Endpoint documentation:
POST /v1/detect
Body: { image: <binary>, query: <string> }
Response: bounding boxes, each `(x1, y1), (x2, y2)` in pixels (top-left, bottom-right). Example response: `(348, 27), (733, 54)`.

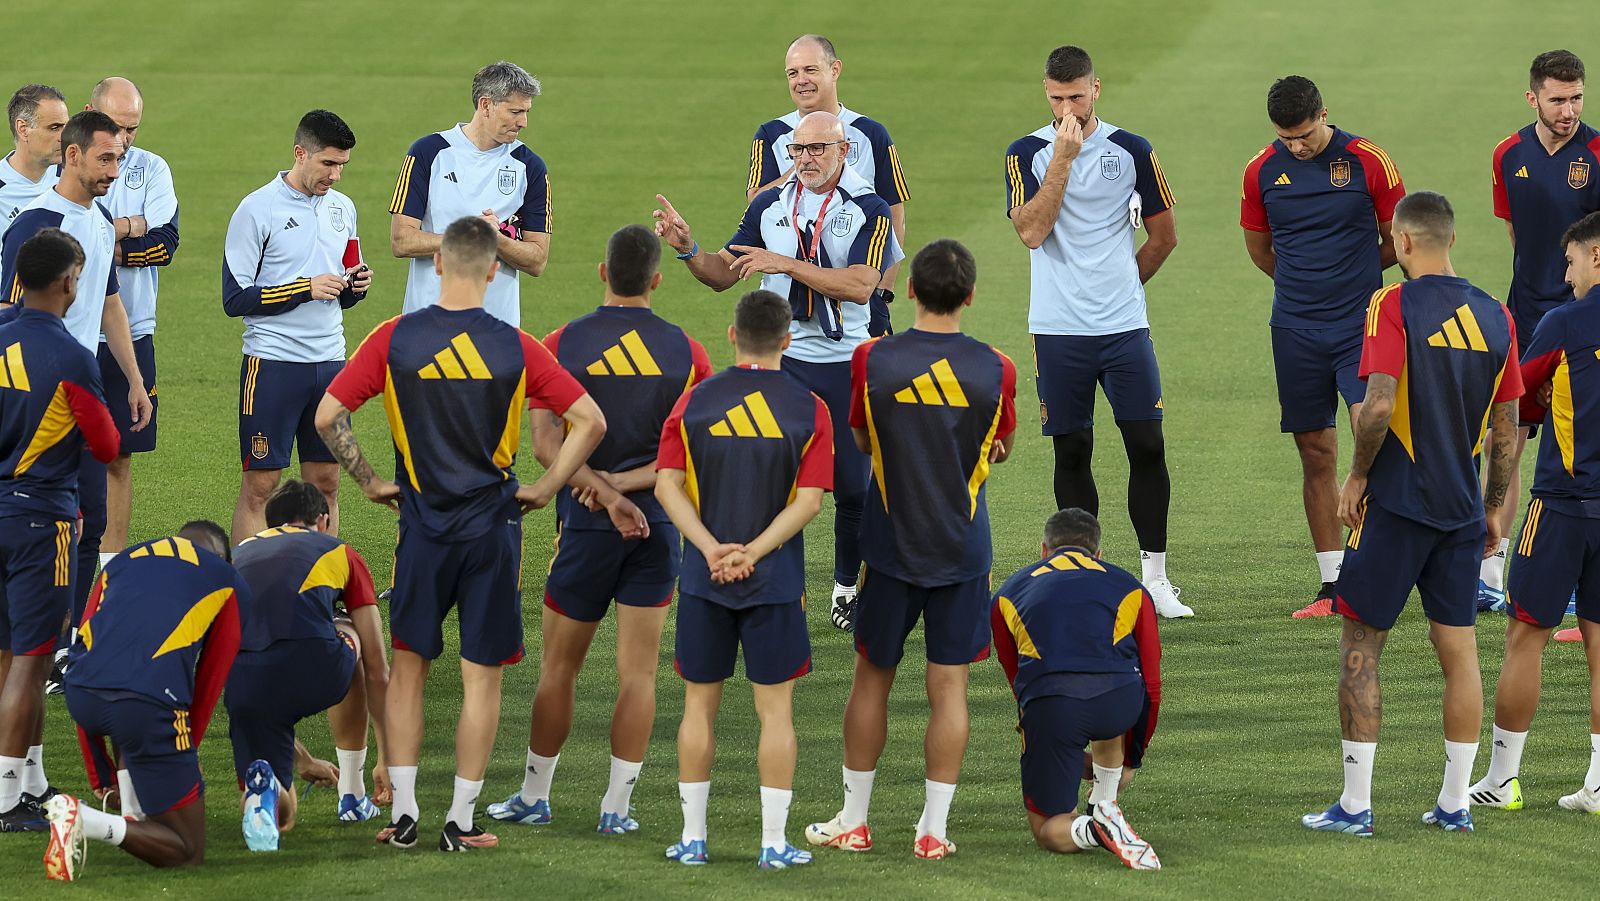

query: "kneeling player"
(44, 522), (248, 879)
(991, 509), (1162, 871)
(227, 479), (390, 850)
(655, 290), (833, 868)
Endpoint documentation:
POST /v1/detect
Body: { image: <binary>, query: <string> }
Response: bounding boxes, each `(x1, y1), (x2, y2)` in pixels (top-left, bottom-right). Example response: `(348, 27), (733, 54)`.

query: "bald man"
(656, 109), (903, 634)
(86, 77), (178, 561)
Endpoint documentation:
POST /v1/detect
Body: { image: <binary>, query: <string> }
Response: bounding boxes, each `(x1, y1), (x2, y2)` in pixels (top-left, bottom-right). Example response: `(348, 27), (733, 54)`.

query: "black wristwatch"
(874, 288), (895, 303)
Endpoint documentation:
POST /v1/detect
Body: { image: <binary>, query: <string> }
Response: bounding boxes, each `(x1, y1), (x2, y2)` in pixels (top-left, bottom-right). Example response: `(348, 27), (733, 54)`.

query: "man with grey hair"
(86, 77), (179, 562)
(1, 84), (67, 240)
(389, 60), (552, 327)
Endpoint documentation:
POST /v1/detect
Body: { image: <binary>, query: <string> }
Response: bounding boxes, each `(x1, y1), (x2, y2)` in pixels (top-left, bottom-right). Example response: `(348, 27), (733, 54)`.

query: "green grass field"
(3, 1), (1597, 897)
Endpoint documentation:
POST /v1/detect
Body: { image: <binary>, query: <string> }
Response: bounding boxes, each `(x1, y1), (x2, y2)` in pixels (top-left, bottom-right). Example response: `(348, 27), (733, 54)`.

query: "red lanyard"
(791, 187), (834, 264)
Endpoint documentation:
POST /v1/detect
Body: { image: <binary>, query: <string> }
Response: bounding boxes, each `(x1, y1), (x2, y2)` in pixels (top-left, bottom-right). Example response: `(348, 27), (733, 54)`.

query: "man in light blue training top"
(1, 84), (66, 240)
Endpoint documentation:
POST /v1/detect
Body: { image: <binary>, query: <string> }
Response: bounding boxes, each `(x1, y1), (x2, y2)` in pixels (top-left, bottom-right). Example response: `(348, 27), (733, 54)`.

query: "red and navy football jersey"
(1241, 127), (1405, 328)
(1492, 123), (1600, 323)
(1518, 286), (1600, 514)
(328, 306), (586, 541)
(67, 536), (249, 746)
(545, 306), (712, 529)
(849, 330), (1016, 586)
(0, 307), (119, 519)
(657, 365), (833, 608)
(1359, 275), (1523, 529)
(232, 526), (378, 651)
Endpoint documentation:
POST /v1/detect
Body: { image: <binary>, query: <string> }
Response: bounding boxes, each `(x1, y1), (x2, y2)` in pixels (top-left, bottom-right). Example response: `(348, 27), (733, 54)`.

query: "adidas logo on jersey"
(284, 217), (299, 230)
(419, 332), (493, 380)
(445, 172), (458, 183)
(1274, 173), (1291, 185)
(894, 358), (969, 407)
(1426, 303), (1490, 352)
(585, 329), (662, 376)
(1514, 166), (1529, 178)
(709, 392), (784, 438)
(0, 342), (31, 392)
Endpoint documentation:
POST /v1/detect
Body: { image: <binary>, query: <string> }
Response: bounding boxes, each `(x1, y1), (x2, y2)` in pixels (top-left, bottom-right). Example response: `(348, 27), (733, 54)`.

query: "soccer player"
(87, 77), (179, 560)
(227, 479), (390, 850)
(990, 509), (1163, 871)
(1481, 50), (1599, 611)
(1468, 211), (1600, 813)
(0, 230), (119, 833)
(390, 60), (551, 327)
(43, 521), (248, 878)
(746, 34), (909, 337)
(315, 216), (604, 852)
(1242, 75), (1406, 617)
(1302, 192), (1522, 837)
(806, 239), (1016, 860)
(655, 109), (901, 633)
(488, 225), (710, 832)
(1005, 45), (1187, 618)
(224, 110), (370, 545)
(1, 85), (66, 238)
(654, 289), (833, 868)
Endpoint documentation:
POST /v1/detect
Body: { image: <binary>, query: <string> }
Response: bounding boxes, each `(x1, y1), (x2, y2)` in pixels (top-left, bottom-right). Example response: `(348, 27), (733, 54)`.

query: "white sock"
(97, 552), (116, 570)
(117, 769), (144, 820)
(390, 765), (419, 823)
(1089, 764), (1123, 804)
(759, 785), (792, 851)
(1070, 814), (1100, 849)
(1339, 740), (1376, 812)
(1440, 740), (1479, 813)
(336, 747), (367, 798)
(679, 781), (709, 843)
(601, 756), (643, 817)
(23, 744), (46, 796)
(1317, 551), (1343, 584)
(448, 776), (482, 831)
(915, 779), (956, 841)
(1585, 734), (1600, 791)
(519, 750), (558, 805)
(1482, 725), (1528, 785)
(1140, 551), (1167, 583)
(0, 755), (22, 811)
(77, 804), (127, 845)
(1480, 539), (1510, 590)
(840, 766), (875, 827)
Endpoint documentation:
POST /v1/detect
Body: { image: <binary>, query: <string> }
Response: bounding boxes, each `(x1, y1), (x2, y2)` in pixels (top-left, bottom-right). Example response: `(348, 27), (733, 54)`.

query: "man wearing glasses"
(654, 110), (902, 634)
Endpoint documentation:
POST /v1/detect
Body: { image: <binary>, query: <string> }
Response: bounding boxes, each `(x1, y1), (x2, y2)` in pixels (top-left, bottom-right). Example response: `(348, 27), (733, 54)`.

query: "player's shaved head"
(89, 76), (141, 111)
(789, 34), (837, 65)
(179, 520), (232, 562)
(16, 228), (84, 292)
(1393, 191), (1455, 249)
(909, 239), (977, 315)
(1531, 49), (1584, 93)
(733, 290), (791, 355)
(265, 479), (329, 528)
(440, 216), (500, 279)
(793, 110), (845, 144)
(605, 224), (661, 297)
(1044, 46), (1093, 84)
(1043, 508), (1101, 555)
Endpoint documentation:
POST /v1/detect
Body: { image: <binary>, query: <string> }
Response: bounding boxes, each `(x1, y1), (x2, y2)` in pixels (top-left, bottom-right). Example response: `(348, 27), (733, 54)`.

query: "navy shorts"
(239, 356), (342, 470)
(544, 523), (679, 622)
(225, 636), (356, 787)
(66, 687), (202, 815)
(782, 356), (870, 506)
(1508, 499), (1600, 628)
(1270, 324), (1365, 433)
(674, 595), (811, 685)
(1020, 682), (1144, 818)
(97, 335), (157, 454)
(0, 515), (73, 655)
(391, 515), (524, 666)
(1032, 330), (1163, 435)
(853, 568), (992, 668)
(1334, 499), (1484, 630)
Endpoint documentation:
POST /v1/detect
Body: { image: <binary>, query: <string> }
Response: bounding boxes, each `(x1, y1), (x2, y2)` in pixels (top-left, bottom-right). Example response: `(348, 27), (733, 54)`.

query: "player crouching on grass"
(654, 290), (834, 868)
(990, 509), (1163, 871)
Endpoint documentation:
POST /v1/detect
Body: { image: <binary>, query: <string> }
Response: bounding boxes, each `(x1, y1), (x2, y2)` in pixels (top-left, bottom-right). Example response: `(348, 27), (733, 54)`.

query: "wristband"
(676, 242), (699, 260)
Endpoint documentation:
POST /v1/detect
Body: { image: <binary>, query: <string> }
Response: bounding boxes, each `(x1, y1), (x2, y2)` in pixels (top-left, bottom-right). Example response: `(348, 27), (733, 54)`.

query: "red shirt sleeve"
(190, 590), (241, 748)
(542, 326), (563, 358)
(1351, 137), (1405, 222)
(1131, 589), (1162, 747)
(521, 332), (586, 414)
(848, 340), (873, 429)
(62, 381), (119, 463)
(996, 349), (1018, 440)
(656, 389), (692, 471)
(688, 338), (713, 386)
(1494, 306), (1525, 403)
(1359, 284), (1406, 379)
(990, 597), (1020, 695)
(1240, 147), (1272, 232)
(327, 317), (397, 411)
(797, 396), (835, 491)
(1491, 134), (1519, 221)
(79, 571), (106, 627)
(342, 545), (378, 611)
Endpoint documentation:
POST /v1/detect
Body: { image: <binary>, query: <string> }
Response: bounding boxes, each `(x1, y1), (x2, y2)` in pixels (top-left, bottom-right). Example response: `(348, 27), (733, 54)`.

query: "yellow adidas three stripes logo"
(894, 358), (968, 407)
(709, 391), (783, 438)
(586, 330), (661, 377)
(1426, 304), (1490, 352)
(0, 342), (30, 391)
(419, 333), (492, 380)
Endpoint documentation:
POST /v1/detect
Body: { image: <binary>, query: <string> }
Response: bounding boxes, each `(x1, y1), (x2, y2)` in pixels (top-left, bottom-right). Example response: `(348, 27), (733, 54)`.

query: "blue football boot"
(665, 838), (708, 865)
(242, 760), (281, 851)
(485, 793), (551, 825)
(757, 844), (813, 869)
(597, 811), (639, 834)
(1301, 801), (1373, 836)
(338, 793), (382, 822)
(1422, 806), (1474, 832)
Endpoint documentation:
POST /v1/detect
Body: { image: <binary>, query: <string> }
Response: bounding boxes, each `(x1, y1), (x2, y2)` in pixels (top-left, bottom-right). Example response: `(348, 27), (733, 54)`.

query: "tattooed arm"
(314, 394), (400, 509)
(1337, 373), (1396, 530)
(1481, 399), (1519, 557)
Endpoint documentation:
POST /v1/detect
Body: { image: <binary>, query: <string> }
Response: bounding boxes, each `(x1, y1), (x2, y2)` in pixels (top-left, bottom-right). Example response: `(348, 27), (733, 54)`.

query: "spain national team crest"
(498, 166), (517, 195)
(329, 204), (347, 233)
(830, 211), (853, 237)
(123, 165), (144, 190)
(1330, 160), (1352, 187)
(251, 433), (269, 460)
(1100, 154), (1120, 180)
(1570, 161), (1591, 189)
(846, 141), (861, 166)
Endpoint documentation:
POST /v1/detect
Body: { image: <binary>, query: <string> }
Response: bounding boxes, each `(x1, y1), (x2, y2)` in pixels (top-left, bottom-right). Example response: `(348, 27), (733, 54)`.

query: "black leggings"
(1051, 420), (1169, 552)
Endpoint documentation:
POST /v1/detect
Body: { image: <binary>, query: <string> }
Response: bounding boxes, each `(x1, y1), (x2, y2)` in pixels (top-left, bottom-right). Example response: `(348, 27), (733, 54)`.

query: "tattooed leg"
(1339, 617), (1388, 742)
